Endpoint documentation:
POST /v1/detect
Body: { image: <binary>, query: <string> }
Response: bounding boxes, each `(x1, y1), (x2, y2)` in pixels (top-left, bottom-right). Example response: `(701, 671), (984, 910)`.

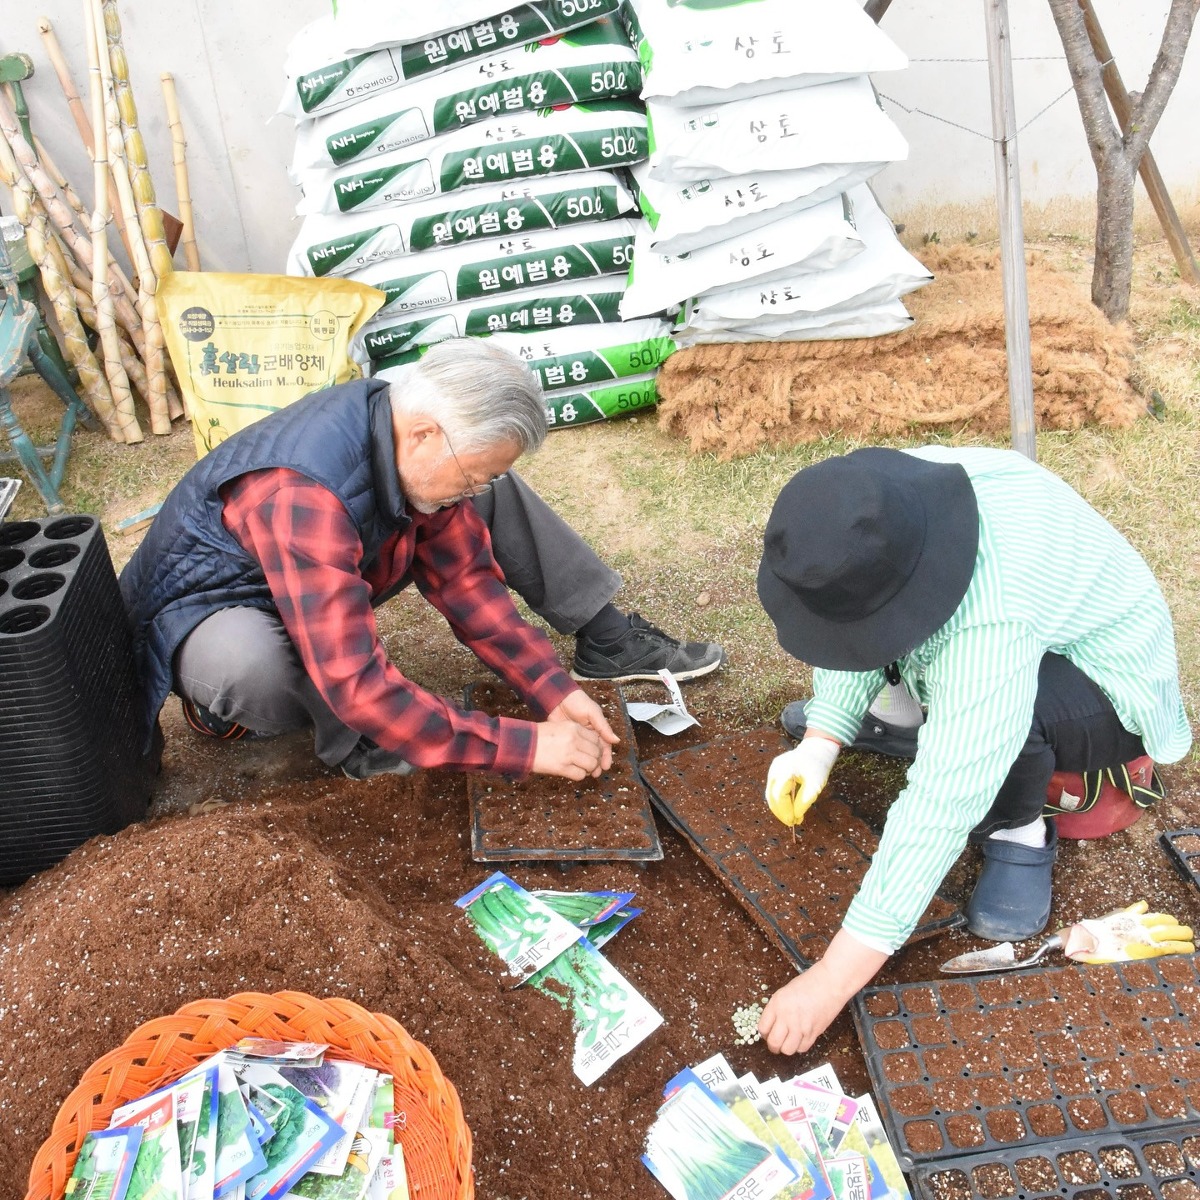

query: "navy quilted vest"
(120, 378), (406, 745)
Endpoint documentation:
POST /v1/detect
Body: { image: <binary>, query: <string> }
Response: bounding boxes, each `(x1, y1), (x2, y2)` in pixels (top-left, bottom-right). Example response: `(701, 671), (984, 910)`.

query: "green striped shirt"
(805, 446), (1192, 952)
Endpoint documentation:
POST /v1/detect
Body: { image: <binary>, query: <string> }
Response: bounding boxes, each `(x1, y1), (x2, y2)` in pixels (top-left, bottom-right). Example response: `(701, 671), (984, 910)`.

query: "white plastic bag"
(295, 101), (647, 215)
(633, 159), (884, 256)
(682, 184), (931, 324)
(287, 171), (637, 277)
(645, 76), (907, 183)
(353, 278), (628, 363)
(623, 0), (906, 108)
(292, 18), (638, 171)
(345, 218), (637, 319)
(620, 193), (863, 319)
(673, 299), (914, 346)
(281, 0), (624, 119)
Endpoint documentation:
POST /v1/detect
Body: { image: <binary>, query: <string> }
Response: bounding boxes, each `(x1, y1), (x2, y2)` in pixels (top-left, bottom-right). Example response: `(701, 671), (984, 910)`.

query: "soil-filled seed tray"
(1162, 830), (1200, 893)
(464, 679), (662, 863)
(911, 1124), (1200, 1200)
(637, 729), (962, 969)
(853, 954), (1200, 1171)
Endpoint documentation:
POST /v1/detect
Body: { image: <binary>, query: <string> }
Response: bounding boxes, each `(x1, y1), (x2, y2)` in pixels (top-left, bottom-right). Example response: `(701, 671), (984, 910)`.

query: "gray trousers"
(174, 471), (620, 765)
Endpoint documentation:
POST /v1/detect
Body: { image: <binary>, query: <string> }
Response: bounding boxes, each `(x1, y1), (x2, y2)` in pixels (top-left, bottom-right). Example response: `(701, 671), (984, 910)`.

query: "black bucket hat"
(757, 448), (980, 671)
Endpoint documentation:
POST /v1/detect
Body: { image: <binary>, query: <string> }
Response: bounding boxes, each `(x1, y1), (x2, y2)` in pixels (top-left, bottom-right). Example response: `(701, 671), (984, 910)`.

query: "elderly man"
(121, 338), (722, 781)
(754, 445), (1191, 1056)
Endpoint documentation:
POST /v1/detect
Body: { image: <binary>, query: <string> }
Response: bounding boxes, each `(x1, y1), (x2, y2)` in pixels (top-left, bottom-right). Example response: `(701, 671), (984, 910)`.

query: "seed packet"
(456, 871), (583, 981)
(585, 906), (641, 950)
(284, 1129), (386, 1200)
(852, 1096), (912, 1200)
(110, 1090), (185, 1200)
(367, 1148), (410, 1200)
(532, 889), (636, 928)
(644, 1077), (798, 1200)
(65, 1127), (143, 1200)
(529, 938), (663, 1085)
(738, 1074), (831, 1200)
(276, 1061), (379, 1175)
(228, 1039), (330, 1066)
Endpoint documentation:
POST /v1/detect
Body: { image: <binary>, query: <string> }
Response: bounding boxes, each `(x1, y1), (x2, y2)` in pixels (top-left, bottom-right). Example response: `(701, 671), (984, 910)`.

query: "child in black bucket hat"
(754, 445), (1191, 1057)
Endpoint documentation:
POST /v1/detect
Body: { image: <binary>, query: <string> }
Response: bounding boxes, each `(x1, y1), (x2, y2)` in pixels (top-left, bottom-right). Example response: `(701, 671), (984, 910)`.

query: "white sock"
(867, 680), (925, 728)
(989, 817), (1047, 848)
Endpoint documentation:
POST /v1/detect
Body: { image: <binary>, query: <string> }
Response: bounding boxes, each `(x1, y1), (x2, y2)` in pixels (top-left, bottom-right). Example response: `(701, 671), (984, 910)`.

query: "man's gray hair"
(389, 338), (547, 455)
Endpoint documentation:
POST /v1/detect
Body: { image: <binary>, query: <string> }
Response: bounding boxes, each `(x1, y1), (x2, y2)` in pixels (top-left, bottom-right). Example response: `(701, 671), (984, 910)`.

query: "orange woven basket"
(25, 990), (473, 1200)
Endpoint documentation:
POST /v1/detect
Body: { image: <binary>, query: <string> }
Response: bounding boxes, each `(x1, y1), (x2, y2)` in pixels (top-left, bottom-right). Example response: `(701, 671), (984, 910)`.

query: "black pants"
(969, 653), (1147, 841)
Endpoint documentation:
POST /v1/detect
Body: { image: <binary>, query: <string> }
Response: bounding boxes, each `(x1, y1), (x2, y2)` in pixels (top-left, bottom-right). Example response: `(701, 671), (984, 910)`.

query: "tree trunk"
(1092, 159), (1136, 320)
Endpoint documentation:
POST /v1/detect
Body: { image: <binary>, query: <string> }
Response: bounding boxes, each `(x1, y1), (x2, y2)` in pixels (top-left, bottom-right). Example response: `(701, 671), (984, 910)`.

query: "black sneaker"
(338, 737), (417, 781)
(181, 697), (268, 741)
(571, 613), (725, 683)
(780, 699), (919, 759)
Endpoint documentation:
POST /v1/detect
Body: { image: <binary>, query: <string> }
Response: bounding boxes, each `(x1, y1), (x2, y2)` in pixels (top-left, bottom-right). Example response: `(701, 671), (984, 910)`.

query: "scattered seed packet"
(110, 1089), (186, 1200)
(456, 871), (583, 982)
(738, 1073), (831, 1200)
(227, 1039), (329, 1067)
(284, 1128), (386, 1200)
(851, 1095), (912, 1200)
(186, 1068), (221, 1200)
(585, 906), (641, 950)
(66, 1127), (143, 1200)
(277, 1061), (379, 1176)
(824, 1153), (871, 1200)
(367, 1148), (410, 1200)
(532, 888), (636, 928)
(205, 1061), (270, 1197)
(644, 1077), (799, 1200)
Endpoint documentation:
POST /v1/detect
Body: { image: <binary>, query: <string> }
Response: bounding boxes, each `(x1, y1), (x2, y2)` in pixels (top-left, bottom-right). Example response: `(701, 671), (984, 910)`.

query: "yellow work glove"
(1063, 900), (1195, 965)
(765, 736), (840, 829)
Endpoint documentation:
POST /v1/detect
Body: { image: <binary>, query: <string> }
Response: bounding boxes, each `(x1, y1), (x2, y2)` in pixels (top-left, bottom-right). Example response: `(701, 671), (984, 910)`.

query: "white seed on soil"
(732, 999), (766, 1046)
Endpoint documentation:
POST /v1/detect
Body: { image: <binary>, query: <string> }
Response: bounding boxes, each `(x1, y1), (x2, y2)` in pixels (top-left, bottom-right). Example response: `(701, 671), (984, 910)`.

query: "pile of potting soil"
(656, 245), (1141, 458)
(0, 761), (862, 1200)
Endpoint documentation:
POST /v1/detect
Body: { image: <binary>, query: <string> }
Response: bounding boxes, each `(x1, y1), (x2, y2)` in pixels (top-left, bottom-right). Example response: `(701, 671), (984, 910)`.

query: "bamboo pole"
(36, 16), (135, 267)
(0, 137), (122, 438)
(89, 0), (171, 434)
(84, 0), (142, 443)
(103, 0), (174, 282)
(0, 90), (147, 356)
(161, 73), (200, 271)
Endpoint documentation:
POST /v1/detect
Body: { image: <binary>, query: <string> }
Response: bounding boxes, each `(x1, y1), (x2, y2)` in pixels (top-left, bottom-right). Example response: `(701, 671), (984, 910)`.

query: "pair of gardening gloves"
(765, 741), (1196, 966)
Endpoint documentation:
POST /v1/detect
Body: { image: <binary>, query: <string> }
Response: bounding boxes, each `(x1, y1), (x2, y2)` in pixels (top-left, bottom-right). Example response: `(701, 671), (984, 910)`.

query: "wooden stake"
(1077, 0), (1200, 287)
(161, 73), (200, 271)
(36, 16), (135, 268)
(84, 0), (142, 443)
(984, 0), (1037, 461)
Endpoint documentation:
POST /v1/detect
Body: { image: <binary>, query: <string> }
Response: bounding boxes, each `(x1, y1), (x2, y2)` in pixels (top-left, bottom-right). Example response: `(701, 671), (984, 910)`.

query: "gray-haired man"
(121, 339), (722, 781)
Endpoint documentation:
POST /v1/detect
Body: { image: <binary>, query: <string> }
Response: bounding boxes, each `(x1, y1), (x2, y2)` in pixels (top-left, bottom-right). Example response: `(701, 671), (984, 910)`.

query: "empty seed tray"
(911, 1124), (1200, 1200)
(1162, 830), (1200, 893)
(853, 953), (1200, 1171)
(637, 728), (962, 970)
(464, 679), (662, 863)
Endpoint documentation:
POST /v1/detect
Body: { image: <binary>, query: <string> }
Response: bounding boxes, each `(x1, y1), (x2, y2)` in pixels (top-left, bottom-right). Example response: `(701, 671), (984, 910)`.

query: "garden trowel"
(940, 931), (1066, 974)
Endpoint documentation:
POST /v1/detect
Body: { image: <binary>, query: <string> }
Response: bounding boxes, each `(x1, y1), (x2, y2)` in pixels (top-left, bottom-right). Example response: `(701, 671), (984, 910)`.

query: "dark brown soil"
(971, 1162), (1016, 1198)
(464, 680), (660, 860)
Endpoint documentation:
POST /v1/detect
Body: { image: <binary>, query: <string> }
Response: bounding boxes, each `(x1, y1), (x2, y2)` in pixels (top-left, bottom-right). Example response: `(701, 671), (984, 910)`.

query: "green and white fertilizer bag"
(623, 0), (906, 108)
(674, 298), (915, 346)
(287, 170), (637, 277)
(295, 100), (647, 216)
(644, 76), (907, 183)
(281, 0), (623, 119)
(620, 192), (863, 319)
(374, 322), (671, 428)
(344, 217), (637, 318)
(352, 278), (626, 362)
(633, 158), (884, 256)
(679, 184), (932, 327)
(291, 17), (639, 171)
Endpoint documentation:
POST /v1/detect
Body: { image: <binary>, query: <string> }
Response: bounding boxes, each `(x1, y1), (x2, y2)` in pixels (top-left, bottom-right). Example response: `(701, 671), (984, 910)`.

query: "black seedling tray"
(1161, 829), (1200, 893)
(911, 1124), (1200, 1200)
(638, 729), (962, 970)
(463, 680), (662, 864)
(853, 954), (1200, 1171)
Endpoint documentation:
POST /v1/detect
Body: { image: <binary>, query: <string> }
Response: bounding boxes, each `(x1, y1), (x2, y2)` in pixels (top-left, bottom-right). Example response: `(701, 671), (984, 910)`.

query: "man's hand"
(765, 733), (840, 829)
(759, 930), (889, 1055)
(532, 693), (617, 780)
(546, 692), (619, 767)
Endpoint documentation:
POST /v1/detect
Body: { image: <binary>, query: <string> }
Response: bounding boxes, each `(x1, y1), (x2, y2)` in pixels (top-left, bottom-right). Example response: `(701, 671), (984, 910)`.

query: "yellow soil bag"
(158, 272), (384, 457)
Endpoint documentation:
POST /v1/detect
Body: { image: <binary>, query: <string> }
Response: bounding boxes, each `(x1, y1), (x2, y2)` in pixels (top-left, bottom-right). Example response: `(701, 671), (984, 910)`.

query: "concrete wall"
(3, 0), (1197, 273)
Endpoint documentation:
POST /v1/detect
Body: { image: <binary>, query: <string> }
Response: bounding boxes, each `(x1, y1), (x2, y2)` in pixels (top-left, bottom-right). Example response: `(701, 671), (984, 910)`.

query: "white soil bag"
(292, 18), (639, 171)
(633, 159), (884, 256)
(681, 184), (932, 325)
(620, 193), (863, 319)
(672, 298), (914, 346)
(295, 101), (647, 216)
(353, 278), (627, 362)
(623, 0), (906, 108)
(287, 171), (637, 277)
(645, 75), (907, 183)
(281, 0), (624, 119)
(345, 218), (638, 319)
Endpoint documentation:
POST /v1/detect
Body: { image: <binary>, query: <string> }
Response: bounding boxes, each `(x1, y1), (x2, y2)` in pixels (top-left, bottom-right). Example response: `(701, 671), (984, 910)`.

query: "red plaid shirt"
(220, 468), (577, 775)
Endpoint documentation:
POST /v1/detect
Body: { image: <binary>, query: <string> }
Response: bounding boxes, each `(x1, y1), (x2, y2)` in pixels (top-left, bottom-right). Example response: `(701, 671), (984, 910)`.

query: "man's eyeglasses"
(441, 428), (506, 497)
